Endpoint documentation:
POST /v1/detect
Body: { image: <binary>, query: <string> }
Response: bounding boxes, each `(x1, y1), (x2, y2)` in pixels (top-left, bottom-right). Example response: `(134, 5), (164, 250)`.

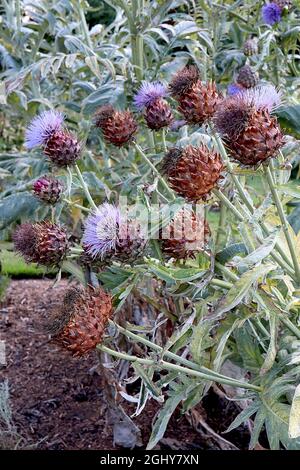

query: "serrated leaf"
(146, 384), (193, 450)
(236, 231), (279, 271)
(225, 401), (260, 434)
(214, 264), (274, 316)
(132, 364), (163, 400)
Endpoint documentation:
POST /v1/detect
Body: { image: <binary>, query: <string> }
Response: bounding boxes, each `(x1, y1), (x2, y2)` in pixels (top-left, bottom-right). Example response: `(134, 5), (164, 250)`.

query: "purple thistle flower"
(241, 84), (282, 112)
(262, 3), (282, 25)
(134, 81), (168, 110)
(25, 110), (64, 149)
(227, 83), (244, 96)
(82, 203), (121, 259)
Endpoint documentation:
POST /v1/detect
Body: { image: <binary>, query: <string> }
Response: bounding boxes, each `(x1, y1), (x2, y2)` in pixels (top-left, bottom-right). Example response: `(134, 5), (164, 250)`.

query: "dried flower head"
(49, 285), (113, 356)
(25, 110), (64, 149)
(94, 104), (115, 128)
(214, 96), (253, 141)
(169, 65), (200, 98)
(237, 65), (259, 89)
(33, 175), (64, 204)
(161, 208), (210, 260)
(94, 106), (138, 147)
(13, 221), (69, 266)
(82, 203), (146, 261)
(134, 82), (168, 110)
(161, 145), (224, 201)
(262, 3), (282, 25)
(13, 223), (37, 262)
(214, 86), (284, 166)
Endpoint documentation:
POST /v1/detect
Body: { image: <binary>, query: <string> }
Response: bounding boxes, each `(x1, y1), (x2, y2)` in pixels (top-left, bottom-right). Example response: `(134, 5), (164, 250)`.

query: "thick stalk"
(16, 0), (21, 32)
(107, 320), (258, 387)
(212, 189), (244, 221)
(63, 198), (90, 213)
(215, 201), (226, 251)
(161, 129), (167, 152)
(77, 0), (93, 49)
(74, 164), (97, 210)
(98, 344), (261, 392)
(264, 162), (300, 286)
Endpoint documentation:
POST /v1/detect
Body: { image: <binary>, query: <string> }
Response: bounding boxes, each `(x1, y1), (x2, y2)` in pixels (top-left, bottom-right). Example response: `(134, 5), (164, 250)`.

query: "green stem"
(74, 164), (97, 210)
(161, 129), (167, 152)
(133, 142), (175, 200)
(264, 162), (300, 286)
(107, 320), (258, 389)
(16, 0), (21, 32)
(98, 343), (261, 392)
(280, 316), (300, 340)
(77, 0), (93, 49)
(215, 201), (226, 251)
(135, 34), (144, 81)
(63, 198), (90, 213)
(212, 189), (243, 221)
(210, 278), (233, 289)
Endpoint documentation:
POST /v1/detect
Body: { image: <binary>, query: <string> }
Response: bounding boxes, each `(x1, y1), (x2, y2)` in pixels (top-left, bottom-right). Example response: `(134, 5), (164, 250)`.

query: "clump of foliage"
(1, 0), (300, 450)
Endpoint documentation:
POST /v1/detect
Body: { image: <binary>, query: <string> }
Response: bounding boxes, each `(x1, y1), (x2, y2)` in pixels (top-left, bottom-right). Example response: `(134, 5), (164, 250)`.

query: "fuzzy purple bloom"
(82, 203), (121, 259)
(227, 83), (244, 96)
(25, 110), (64, 149)
(134, 81), (168, 110)
(262, 3), (282, 25)
(240, 84), (282, 112)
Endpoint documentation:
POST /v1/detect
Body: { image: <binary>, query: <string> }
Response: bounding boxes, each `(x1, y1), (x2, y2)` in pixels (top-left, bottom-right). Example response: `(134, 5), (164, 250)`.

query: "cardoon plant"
(4, 0), (300, 452)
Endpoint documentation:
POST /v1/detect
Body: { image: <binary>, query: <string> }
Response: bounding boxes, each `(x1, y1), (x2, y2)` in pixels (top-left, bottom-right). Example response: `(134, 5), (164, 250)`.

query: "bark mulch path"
(0, 279), (249, 450)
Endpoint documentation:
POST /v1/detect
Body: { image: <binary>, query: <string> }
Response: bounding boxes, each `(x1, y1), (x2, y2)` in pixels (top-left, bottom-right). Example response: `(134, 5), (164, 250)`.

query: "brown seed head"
(49, 285), (113, 356)
(169, 65), (200, 98)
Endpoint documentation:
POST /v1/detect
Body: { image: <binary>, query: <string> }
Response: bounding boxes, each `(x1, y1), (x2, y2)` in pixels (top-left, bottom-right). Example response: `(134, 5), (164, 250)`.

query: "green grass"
(0, 250), (49, 277)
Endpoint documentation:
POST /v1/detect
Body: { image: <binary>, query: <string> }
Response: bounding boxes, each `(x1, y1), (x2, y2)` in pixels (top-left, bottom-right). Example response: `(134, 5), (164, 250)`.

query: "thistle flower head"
(13, 221), (68, 266)
(213, 96), (253, 140)
(94, 105), (115, 128)
(83, 203), (146, 261)
(13, 223), (37, 260)
(25, 110), (64, 149)
(33, 175), (64, 204)
(262, 3), (282, 25)
(227, 83), (244, 96)
(134, 81), (167, 110)
(82, 203), (121, 259)
(49, 285), (113, 356)
(169, 65), (200, 98)
(240, 84), (282, 112)
(161, 148), (184, 176)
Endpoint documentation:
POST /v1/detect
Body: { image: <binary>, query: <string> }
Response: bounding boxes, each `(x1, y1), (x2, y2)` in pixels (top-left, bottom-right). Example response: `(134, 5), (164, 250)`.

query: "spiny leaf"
(214, 264), (275, 317)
